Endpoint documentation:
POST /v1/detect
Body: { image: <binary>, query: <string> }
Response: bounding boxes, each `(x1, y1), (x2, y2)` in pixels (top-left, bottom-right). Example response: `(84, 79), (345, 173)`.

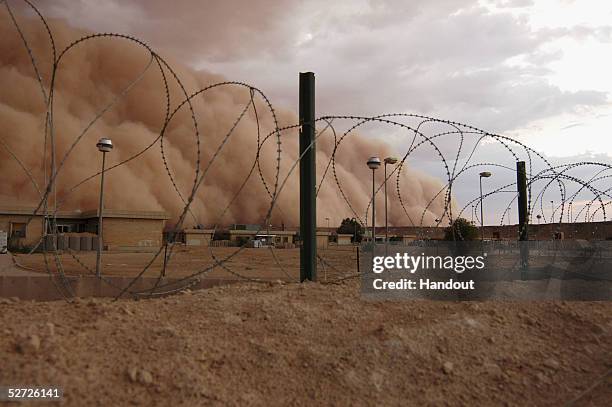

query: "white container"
(0, 230), (7, 254)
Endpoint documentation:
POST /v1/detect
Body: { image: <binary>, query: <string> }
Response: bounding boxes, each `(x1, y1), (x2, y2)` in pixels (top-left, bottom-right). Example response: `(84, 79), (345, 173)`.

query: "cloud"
(22, 1), (612, 136)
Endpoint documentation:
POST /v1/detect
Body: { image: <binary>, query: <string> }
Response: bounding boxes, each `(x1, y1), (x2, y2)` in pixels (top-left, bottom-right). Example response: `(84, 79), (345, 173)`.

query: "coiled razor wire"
(2, 0), (611, 298)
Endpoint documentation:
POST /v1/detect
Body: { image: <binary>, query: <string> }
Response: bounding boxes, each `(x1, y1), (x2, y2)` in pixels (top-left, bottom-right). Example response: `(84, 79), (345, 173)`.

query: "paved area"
(0, 253), (43, 276)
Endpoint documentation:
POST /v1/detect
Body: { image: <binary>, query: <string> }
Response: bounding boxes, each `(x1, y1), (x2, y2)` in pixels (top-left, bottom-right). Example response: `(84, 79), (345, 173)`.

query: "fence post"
(299, 72), (317, 282)
(517, 160), (529, 276)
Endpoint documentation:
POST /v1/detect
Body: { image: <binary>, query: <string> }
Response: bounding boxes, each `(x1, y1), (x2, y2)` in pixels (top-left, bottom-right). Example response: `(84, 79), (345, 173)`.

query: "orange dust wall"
(101, 217), (166, 249)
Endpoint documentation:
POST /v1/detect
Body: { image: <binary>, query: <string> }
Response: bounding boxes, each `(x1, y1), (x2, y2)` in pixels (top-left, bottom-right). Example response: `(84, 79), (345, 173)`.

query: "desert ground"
(12, 246), (359, 282)
(1, 248), (611, 406)
(0, 281), (610, 405)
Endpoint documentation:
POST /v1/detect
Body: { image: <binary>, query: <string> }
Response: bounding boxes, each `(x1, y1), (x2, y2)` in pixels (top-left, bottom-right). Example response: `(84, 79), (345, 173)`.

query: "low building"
(183, 229), (214, 246)
(337, 234), (354, 245)
(228, 229), (296, 247)
(0, 207), (169, 251)
(316, 231), (331, 248)
(400, 234), (417, 244)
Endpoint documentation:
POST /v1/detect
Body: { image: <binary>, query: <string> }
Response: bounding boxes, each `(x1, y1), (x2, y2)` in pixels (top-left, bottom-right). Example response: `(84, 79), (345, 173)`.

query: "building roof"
(0, 206), (169, 220)
(229, 229), (296, 236)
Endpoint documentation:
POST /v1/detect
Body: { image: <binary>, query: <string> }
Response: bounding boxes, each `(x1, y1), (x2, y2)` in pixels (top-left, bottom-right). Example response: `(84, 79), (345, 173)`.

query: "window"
(10, 223), (26, 238)
(46, 223), (75, 234)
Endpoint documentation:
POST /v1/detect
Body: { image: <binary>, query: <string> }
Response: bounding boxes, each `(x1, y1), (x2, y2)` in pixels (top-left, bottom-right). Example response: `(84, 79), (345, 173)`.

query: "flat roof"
(184, 229), (215, 234)
(0, 207), (169, 220)
(229, 229), (295, 235)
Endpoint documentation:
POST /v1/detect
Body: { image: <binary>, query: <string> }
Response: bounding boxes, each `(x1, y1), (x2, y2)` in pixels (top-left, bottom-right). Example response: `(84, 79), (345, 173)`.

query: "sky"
(11, 0), (612, 223)
(28, 0), (612, 157)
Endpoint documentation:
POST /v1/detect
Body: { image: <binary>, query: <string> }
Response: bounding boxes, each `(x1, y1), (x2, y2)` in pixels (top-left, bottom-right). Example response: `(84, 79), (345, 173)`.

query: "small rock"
(120, 307), (133, 316)
(464, 317), (480, 328)
(127, 368), (153, 385)
(16, 334), (41, 354)
(442, 362), (454, 374)
(138, 370), (153, 385)
(46, 322), (55, 337)
(127, 367), (138, 382)
(483, 362), (503, 378)
(536, 372), (551, 384)
(544, 358), (560, 370)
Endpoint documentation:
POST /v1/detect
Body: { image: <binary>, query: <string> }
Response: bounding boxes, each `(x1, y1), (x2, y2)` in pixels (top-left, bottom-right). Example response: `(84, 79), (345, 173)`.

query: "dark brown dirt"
(0, 280), (610, 406)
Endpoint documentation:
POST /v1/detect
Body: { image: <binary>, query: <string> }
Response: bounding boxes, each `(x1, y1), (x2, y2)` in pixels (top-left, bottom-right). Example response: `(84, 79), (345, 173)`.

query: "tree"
(337, 218), (363, 242)
(444, 218), (479, 241)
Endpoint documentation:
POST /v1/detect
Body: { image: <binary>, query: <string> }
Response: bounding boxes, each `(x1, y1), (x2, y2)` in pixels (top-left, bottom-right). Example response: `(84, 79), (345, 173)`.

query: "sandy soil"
(1, 279), (610, 406)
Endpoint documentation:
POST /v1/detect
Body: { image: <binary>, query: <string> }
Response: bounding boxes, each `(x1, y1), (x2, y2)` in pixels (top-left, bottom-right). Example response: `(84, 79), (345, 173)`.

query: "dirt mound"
(1, 281), (610, 406)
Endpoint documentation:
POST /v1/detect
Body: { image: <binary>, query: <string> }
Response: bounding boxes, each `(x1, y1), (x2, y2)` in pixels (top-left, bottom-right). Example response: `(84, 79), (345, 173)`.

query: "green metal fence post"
(517, 160), (529, 275)
(299, 72), (317, 282)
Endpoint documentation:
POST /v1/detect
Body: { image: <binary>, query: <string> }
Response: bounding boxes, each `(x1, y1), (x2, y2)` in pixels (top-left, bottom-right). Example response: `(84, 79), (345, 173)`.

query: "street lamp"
(367, 156), (381, 244)
(325, 217), (330, 230)
(383, 157), (398, 244)
(350, 217), (358, 243)
(95, 137), (113, 278)
(479, 171), (492, 242)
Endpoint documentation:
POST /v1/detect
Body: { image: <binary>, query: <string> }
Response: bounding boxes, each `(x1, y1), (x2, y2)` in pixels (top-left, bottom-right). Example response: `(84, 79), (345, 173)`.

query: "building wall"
(0, 215), (44, 248)
(337, 235), (353, 245)
(483, 222), (612, 241)
(185, 231), (213, 246)
(316, 234), (329, 248)
(102, 218), (165, 248)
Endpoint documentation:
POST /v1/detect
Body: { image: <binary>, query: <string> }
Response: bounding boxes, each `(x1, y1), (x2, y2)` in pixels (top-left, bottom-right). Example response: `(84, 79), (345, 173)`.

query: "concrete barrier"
(68, 236), (81, 251)
(80, 236), (93, 251)
(57, 235), (69, 250)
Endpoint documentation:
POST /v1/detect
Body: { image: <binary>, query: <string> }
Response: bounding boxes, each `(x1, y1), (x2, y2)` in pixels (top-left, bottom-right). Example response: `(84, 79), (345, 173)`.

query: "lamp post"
(95, 137), (113, 278)
(325, 217), (330, 230)
(367, 157), (381, 244)
(479, 171), (492, 242)
(383, 157), (398, 244)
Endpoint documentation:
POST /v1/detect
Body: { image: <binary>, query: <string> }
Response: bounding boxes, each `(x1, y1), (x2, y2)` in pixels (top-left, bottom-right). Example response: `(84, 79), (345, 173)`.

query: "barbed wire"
(1, 0), (611, 297)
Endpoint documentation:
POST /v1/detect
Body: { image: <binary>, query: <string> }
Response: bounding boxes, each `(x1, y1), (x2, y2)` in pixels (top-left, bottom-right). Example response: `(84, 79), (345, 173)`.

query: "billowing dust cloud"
(0, 11), (448, 228)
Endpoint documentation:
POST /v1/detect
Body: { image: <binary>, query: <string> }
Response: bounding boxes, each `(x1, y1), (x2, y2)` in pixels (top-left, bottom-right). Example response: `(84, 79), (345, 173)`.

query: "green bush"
(444, 218), (479, 241)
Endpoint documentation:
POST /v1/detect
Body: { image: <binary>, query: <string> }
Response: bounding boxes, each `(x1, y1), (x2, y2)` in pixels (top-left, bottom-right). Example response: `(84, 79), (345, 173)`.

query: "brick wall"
(102, 218), (165, 248)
